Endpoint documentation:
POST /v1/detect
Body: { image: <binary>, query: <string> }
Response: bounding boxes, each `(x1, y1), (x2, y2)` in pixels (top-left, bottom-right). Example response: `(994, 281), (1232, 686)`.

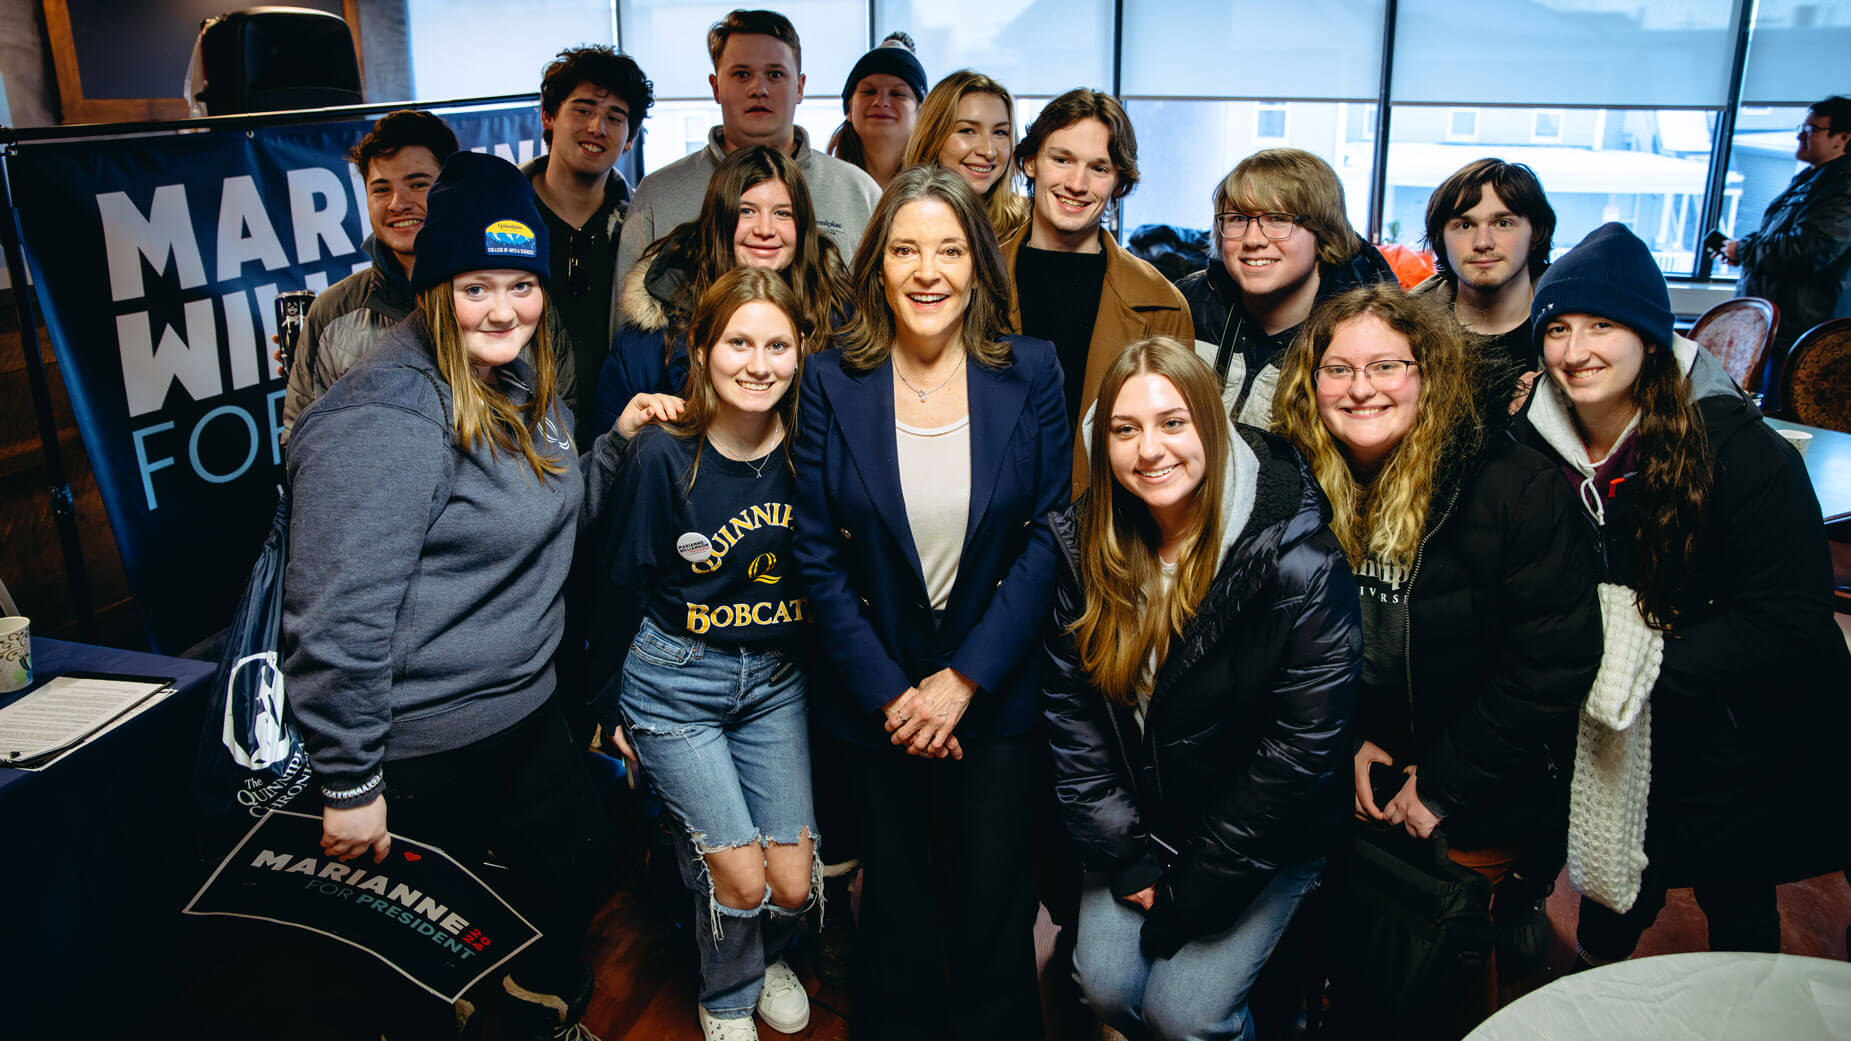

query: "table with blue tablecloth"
(0, 637), (216, 1033)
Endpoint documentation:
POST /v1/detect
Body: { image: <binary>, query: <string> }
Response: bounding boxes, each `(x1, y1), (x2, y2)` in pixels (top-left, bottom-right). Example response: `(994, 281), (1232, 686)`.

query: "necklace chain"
(894, 351), (966, 402)
(710, 426), (780, 478)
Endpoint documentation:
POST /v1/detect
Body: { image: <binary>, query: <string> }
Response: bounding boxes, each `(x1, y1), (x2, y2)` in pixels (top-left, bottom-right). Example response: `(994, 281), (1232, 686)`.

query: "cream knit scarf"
(1568, 582), (1662, 913)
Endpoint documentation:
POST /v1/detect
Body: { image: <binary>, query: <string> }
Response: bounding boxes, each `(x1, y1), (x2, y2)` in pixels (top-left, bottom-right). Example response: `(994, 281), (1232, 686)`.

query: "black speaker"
(191, 7), (363, 115)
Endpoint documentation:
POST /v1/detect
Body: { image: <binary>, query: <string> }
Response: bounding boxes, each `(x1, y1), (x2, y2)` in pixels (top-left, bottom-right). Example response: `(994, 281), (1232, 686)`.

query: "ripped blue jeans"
(619, 617), (820, 1017)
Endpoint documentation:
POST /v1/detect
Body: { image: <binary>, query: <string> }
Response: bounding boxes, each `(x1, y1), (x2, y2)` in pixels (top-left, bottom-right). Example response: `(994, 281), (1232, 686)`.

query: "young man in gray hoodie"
(613, 9), (879, 289)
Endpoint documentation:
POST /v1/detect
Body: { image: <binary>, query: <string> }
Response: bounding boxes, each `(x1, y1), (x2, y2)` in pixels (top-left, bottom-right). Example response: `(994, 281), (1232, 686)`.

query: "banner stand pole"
(0, 135), (101, 643)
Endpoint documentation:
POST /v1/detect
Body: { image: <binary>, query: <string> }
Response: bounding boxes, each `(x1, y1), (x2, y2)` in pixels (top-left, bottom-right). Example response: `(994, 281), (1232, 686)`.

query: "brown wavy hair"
(638, 145), (850, 365)
(836, 164), (1014, 372)
(418, 282), (567, 481)
(1554, 337), (1710, 629)
(1071, 337), (1231, 705)
(667, 267), (809, 489)
(1274, 285), (1479, 567)
(903, 70), (1031, 241)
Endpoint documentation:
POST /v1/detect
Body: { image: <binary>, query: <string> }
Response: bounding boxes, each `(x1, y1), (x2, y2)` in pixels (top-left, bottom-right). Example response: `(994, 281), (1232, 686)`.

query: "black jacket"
(1176, 235), (1397, 417)
(1043, 427), (1361, 955)
(1360, 433), (1603, 849)
(1515, 341), (1851, 884)
(1739, 154), (1851, 351)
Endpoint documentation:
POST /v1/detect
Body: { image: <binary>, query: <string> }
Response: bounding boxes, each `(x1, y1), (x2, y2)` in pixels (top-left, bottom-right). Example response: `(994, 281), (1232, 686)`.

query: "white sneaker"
(755, 959), (811, 1033)
(698, 1006), (758, 1041)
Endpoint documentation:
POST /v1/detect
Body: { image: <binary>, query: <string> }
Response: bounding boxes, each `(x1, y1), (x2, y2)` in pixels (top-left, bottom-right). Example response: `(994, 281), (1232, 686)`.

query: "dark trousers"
(845, 734), (1043, 1041)
(1577, 873), (1780, 961)
(362, 697), (612, 1038)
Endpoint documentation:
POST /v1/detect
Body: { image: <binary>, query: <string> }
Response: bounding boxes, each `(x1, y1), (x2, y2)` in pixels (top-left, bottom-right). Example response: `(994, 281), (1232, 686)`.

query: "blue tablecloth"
(0, 637), (217, 1031)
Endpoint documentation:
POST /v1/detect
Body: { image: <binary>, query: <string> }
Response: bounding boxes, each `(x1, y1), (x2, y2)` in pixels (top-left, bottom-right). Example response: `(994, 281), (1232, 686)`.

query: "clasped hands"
(1353, 740), (1441, 839)
(882, 667), (975, 759)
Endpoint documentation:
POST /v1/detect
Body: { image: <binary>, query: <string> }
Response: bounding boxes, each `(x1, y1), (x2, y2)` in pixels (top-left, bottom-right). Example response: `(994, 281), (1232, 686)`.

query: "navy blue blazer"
(793, 335), (1070, 747)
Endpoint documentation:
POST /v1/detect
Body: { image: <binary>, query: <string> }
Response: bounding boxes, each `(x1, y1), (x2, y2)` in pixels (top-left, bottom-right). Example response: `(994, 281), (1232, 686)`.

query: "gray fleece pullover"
(283, 316), (584, 807)
(613, 125), (880, 303)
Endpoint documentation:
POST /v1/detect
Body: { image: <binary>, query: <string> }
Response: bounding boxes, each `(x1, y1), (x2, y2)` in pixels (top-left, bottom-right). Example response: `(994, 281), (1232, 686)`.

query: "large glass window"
(1383, 106), (1726, 274)
(1119, 0), (1384, 100)
(1121, 101), (1375, 238)
(618, 1), (867, 101)
(1713, 105), (1810, 279)
(875, 0), (1111, 96)
(1391, 0), (1738, 108)
(408, 0), (615, 101)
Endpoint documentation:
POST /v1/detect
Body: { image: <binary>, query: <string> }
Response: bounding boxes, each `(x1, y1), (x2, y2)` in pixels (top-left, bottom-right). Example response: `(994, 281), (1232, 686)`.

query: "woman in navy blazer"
(793, 165), (1068, 1040)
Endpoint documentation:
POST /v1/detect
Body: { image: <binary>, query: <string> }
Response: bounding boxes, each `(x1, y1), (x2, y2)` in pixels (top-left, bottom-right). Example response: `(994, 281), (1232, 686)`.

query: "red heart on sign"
(403, 851), (422, 861)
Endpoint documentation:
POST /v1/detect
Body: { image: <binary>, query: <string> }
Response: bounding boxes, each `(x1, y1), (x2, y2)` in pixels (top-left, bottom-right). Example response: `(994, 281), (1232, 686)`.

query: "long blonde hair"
(418, 281), (567, 480)
(1071, 338), (1231, 705)
(1274, 285), (1479, 568)
(903, 70), (1031, 242)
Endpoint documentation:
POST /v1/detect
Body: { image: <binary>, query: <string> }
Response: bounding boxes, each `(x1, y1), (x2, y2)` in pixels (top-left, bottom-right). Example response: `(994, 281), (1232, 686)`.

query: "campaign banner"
(183, 808), (539, 1002)
(7, 103), (541, 654)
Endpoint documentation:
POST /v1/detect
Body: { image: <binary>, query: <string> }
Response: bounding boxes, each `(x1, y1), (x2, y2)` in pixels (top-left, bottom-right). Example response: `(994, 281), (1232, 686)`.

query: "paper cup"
(1778, 429), (1812, 457)
(0, 616), (30, 694)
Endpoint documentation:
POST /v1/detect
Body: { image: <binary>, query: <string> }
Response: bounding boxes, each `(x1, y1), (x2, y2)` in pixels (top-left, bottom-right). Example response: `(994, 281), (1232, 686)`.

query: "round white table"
(1466, 952), (1851, 1040)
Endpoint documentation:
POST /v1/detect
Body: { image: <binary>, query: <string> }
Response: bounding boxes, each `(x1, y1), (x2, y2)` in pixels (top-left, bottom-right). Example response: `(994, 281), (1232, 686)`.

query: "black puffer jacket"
(1044, 427), (1361, 955)
(1515, 339), (1851, 885)
(1359, 432), (1603, 850)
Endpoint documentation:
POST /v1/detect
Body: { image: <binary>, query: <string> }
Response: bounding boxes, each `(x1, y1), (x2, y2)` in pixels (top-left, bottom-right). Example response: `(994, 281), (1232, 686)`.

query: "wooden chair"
(1690, 297), (1778, 395)
(1778, 317), (1851, 433)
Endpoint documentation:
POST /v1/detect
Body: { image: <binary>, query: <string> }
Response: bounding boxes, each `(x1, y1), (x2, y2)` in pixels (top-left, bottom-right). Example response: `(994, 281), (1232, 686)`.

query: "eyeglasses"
(1798, 121), (1837, 136)
(1314, 359), (1419, 389)
(1215, 211), (1302, 240)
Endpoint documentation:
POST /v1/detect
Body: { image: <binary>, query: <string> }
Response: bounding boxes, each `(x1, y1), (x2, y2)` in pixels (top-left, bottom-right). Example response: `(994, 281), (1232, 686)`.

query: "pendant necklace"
(895, 351), (966, 402)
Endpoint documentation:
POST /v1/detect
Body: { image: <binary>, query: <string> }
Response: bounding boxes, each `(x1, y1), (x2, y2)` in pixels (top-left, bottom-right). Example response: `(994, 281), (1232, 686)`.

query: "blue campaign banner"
(9, 104), (541, 653)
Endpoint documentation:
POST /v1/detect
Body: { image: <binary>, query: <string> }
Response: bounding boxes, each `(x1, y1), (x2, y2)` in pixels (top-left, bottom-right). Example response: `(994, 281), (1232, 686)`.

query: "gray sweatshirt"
(283, 315), (584, 807)
(612, 125), (880, 314)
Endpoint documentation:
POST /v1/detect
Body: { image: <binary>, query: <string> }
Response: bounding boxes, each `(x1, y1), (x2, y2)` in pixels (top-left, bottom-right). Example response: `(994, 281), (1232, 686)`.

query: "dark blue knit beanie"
(840, 33), (927, 112)
(1530, 222), (1673, 352)
(411, 151), (550, 291)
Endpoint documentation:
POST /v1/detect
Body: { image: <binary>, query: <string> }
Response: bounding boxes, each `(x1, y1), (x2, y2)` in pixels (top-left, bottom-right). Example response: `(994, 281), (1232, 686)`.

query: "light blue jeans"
(619, 617), (819, 1018)
(1074, 859), (1323, 1041)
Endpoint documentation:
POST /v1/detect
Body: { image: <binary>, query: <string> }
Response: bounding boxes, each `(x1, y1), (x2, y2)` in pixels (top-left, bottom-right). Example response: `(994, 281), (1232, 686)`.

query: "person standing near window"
(1274, 285), (1601, 1035)
(1517, 222), (1851, 967)
(903, 69), (1031, 242)
(791, 166), (1069, 1041)
(616, 9), (879, 288)
(1410, 158), (1557, 377)
(1178, 149), (1396, 429)
(828, 33), (926, 190)
(1719, 95), (1851, 398)
(1045, 337), (1360, 1041)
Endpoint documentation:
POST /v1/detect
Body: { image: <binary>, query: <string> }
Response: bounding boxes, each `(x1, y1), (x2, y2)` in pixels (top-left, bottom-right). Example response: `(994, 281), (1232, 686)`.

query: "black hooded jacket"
(1357, 426), (1604, 849)
(1043, 428), (1361, 956)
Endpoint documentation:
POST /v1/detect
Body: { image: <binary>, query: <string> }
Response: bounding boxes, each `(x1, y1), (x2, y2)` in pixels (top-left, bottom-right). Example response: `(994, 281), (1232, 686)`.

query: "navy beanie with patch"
(840, 32), (927, 112)
(411, 151), (550, 292)
(1530, 221), (1673, 352)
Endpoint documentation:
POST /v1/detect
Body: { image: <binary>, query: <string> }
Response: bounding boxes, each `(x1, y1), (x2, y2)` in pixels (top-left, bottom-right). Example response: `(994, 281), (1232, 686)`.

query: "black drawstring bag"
(1317, 822), (1495, 1019)
(193, 490), (313, 818)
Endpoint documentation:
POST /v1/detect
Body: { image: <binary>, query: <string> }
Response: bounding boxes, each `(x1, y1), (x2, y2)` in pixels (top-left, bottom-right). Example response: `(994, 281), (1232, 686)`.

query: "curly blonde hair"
(1273, 285), (1480, 567)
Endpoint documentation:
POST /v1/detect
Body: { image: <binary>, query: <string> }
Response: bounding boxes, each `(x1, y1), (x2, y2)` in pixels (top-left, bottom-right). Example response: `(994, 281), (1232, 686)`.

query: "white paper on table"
(0, 673), (174, 769)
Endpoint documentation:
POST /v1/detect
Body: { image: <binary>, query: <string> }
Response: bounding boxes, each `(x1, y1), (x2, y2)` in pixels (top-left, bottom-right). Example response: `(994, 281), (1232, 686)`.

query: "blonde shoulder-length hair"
(1071, 337), (1231, 706)
(1273, 284), (1479, 568)
(903, 69), (1031, 242)
(418, 280), (567, 480)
